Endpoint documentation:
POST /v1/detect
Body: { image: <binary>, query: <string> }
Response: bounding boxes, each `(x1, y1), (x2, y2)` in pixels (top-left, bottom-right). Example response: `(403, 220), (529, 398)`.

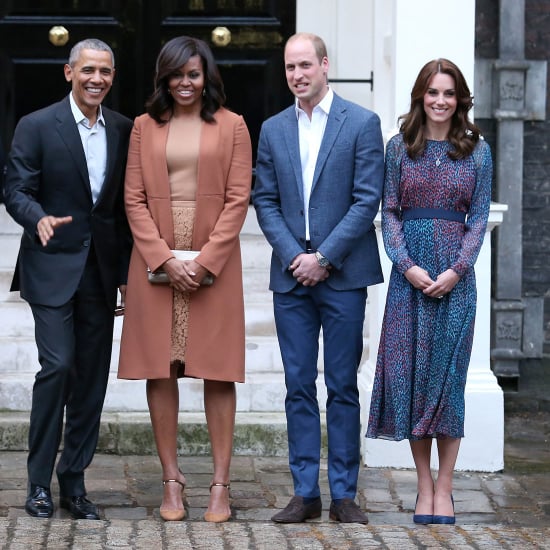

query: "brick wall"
(475, 0), (550, 355)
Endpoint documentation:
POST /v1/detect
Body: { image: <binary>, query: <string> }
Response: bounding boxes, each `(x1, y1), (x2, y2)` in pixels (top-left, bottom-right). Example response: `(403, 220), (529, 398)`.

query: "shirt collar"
(294, 87), (334, 119)
(69, 92), (105, 126)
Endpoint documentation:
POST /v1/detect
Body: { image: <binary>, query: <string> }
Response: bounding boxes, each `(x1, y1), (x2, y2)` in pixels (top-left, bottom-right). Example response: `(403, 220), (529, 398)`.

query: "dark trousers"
(27, 252), (114, 496)
(273, 283), (367, 500)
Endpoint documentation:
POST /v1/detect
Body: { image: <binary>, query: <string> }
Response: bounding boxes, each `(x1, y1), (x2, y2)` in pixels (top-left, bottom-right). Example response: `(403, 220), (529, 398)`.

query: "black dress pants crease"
(28, 250), (114, 497)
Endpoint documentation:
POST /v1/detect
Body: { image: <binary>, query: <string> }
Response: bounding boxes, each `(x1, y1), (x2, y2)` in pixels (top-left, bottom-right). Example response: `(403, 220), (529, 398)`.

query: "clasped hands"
(404, 265), (459, 299)
(162, 257), (209, 293)
(289, 253), (330, 287)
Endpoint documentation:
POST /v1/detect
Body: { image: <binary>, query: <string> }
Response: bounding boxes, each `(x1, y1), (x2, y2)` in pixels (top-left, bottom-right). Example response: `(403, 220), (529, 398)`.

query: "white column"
(374, 0), (477, 136)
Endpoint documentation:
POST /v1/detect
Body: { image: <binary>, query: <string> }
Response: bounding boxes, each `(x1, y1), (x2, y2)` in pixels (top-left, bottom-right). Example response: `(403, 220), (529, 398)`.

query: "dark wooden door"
(0, 1), (295, 167)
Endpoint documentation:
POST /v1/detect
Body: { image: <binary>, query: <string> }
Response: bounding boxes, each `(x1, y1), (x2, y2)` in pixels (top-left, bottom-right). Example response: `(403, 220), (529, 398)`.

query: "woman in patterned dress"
(367, 59), (492, 525)
(119, 36), (252, 522)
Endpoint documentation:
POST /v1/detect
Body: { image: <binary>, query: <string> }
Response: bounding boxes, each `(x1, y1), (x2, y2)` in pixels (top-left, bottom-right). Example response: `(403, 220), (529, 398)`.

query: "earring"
(202, 88), (206, 97)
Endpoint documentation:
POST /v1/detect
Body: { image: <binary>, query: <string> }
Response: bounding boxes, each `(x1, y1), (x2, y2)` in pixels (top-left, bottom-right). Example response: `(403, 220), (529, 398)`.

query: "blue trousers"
(274, 283), (367, 500)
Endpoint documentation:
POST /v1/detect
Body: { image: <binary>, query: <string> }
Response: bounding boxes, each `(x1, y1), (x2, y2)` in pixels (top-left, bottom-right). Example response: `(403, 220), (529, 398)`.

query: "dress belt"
(401, 207), (466, 224)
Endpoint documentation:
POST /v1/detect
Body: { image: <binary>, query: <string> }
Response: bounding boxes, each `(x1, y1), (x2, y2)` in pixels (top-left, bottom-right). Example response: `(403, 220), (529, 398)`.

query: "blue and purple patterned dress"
(366, 133), (492, 441)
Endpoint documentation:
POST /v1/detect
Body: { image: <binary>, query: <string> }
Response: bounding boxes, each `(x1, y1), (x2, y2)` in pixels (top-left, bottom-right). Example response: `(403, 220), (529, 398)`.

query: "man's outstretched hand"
(37, 215), (73, 246)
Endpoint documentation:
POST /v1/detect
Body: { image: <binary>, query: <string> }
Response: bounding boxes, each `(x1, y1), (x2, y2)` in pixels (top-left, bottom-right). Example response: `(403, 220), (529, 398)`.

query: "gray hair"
(68, 38), (115, 68)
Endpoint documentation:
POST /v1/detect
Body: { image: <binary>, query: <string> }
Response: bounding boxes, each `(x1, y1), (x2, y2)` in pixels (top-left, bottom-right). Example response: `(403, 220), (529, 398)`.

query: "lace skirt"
(170, 201), (195, 366)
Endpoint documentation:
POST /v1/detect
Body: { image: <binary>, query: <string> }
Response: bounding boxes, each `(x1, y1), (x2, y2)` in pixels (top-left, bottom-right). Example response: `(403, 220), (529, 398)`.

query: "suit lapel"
(56, 97), (92, 200)
(311, 95), (346, 192)
(96, 109), (121, 204)
(281, 108), (304, 201)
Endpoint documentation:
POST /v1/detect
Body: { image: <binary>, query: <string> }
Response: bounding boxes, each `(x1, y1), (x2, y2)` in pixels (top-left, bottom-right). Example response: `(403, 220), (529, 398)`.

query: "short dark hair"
(146, 36), (225, 124)
(399, 58), (480, 160)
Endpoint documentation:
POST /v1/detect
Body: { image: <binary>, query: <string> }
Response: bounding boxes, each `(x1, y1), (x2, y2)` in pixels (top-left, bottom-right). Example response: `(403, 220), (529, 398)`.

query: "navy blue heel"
(413, 494), (433, 525)
(432, 494), (455, 525)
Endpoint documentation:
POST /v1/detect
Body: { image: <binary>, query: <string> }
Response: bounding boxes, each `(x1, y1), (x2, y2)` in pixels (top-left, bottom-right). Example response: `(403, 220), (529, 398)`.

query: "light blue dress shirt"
(69, 92), (107, 204)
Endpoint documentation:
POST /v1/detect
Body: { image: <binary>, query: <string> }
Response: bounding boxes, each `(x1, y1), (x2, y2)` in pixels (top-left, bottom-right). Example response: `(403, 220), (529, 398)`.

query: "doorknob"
(49, 26), (70, 47)
(211, 26), (231, 47)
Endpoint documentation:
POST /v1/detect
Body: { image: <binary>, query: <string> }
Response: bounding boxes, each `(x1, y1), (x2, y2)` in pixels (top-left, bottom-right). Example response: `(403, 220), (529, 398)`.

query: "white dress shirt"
(295, 87), (333, 240)
(69, 92), (107, 204)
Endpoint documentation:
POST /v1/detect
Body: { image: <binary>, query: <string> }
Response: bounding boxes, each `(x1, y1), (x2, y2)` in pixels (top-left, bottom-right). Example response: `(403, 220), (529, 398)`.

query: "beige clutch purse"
(147, 250), (214, 286)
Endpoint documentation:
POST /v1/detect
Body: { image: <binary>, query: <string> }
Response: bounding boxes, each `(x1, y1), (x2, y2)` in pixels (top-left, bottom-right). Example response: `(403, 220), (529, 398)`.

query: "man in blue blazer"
(253, 33), (384, 524)
(4, 39), (132, 520)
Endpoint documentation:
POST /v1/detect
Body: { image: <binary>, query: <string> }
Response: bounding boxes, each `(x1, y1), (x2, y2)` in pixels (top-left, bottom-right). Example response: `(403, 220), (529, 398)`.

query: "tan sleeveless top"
(166, 115), (202, 201)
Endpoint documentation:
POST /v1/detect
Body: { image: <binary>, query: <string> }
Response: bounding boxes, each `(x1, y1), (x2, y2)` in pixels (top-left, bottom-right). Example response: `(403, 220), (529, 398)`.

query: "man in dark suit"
(253, 33), (384, 524)
(4, 38), (132, 520)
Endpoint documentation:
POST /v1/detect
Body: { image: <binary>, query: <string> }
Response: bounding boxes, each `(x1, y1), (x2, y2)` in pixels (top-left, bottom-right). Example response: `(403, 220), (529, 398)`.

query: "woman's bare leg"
(434, 437), (460, 517)
(410, 438), (435, 515)
(204, 379), (236, 518)
(147, 365), (186, 514)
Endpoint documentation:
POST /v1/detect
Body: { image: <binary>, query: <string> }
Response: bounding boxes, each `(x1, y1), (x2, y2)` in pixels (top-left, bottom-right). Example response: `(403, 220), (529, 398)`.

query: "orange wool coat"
(117, 108), (252, 381)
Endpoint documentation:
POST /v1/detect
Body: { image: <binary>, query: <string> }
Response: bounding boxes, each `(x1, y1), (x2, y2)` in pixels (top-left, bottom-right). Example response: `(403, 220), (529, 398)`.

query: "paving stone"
(0, 411), (548, 548)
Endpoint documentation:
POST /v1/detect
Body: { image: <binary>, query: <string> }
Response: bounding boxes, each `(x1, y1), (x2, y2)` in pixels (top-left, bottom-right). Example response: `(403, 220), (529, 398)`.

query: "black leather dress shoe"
(271, 495), (322, 523)
(60, 495), (100, 520)
(25, 485), (54, 518)
(329, 498), (369, 524)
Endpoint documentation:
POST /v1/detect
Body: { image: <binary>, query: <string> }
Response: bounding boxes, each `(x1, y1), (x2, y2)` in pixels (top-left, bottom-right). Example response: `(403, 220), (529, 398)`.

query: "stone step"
(0, 205), (21, 233)
(0, 299), (277, 338)
(0, 233), (19, 270)
(0, 410), (312, 456)
(0, 367), (333, 413)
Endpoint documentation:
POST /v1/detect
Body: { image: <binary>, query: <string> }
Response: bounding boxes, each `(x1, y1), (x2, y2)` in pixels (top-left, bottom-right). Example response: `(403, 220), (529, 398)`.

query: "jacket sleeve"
(252, 121), (305, 272)
(4, 115), (48, 238)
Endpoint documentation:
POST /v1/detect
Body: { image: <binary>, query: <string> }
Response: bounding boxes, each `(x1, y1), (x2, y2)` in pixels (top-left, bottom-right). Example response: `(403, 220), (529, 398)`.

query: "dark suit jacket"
(4, 95), (133, 307)
(253, 93), (385, 292)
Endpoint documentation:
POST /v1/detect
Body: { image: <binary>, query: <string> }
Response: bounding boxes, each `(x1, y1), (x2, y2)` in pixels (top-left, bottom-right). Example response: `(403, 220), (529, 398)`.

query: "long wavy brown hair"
(399, 58), (480, 160)
(146, 35), (225, 124)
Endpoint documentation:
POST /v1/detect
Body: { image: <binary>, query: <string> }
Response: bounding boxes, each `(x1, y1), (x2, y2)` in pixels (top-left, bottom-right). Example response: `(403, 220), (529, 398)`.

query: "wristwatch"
(315, 251), (330, 268)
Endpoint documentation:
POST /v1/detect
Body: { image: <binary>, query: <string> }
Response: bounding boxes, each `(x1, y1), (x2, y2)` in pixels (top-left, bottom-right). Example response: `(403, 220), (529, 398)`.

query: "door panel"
(0, 3), (129, 112)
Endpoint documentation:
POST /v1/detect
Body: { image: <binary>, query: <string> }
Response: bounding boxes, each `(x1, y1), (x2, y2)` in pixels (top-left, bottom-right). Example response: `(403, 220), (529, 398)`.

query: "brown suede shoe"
(271, 496), (322, 523)
(329, 498), (368, 524)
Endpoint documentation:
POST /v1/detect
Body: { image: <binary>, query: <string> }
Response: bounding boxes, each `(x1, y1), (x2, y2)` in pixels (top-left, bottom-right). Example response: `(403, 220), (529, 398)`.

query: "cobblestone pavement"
(1, 438), (549, 550)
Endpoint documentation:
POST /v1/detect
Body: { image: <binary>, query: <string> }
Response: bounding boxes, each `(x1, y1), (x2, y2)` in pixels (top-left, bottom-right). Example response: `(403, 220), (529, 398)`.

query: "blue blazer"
(4, 96), (133, 307)
(253, 93), (385, 293)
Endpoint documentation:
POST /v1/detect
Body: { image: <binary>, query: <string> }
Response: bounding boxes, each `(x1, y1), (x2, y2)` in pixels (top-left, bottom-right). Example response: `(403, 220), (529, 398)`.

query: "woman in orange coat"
(118, 36), (252, 523)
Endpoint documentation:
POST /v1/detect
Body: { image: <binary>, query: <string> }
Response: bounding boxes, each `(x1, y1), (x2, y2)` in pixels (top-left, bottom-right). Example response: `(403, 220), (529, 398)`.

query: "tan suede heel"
(204, 482), (231, 523)
(160, 478), (186, 521)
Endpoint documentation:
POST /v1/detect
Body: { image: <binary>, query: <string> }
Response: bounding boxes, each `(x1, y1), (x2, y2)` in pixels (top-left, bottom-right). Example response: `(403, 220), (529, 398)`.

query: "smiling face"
(284, 36), (329, 115)
(167, 55), (205, 116)
(64, 48), (114, 122)
(423, 72), (457, 134)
